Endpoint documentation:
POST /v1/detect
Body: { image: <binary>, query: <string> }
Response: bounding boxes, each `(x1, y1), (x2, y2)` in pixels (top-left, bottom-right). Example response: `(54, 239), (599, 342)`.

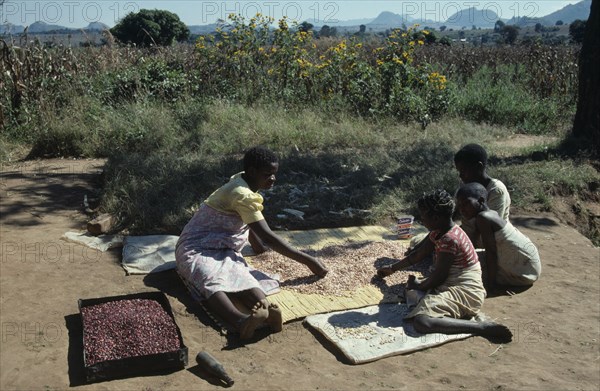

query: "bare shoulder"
(476, 211), (505, 231)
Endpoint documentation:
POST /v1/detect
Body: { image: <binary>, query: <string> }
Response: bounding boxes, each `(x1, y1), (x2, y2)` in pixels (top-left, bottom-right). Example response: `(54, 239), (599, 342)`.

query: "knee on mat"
(413, 315), (434, 334)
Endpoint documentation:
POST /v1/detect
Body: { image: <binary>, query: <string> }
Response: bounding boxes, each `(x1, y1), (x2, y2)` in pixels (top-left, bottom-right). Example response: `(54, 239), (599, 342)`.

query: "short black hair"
(418, 189), (455, 219)
(456, 182), (488, 201)
(454, 144), (488, 167)
(243, 146), (278, 171)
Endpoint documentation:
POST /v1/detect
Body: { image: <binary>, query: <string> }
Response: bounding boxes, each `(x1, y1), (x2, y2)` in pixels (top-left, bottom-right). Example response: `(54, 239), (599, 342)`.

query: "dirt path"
(1, 159), (599, 390)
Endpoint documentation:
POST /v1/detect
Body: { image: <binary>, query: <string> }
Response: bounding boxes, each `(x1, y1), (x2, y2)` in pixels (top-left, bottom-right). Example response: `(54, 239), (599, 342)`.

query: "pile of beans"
(251, 241), (431, 296)
(81, 299), (181, 366)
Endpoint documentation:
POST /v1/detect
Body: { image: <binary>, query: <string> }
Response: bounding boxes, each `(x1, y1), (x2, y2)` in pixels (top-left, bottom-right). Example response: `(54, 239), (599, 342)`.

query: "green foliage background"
(1, 14), (597, 243)
(110, 9), (190, 47)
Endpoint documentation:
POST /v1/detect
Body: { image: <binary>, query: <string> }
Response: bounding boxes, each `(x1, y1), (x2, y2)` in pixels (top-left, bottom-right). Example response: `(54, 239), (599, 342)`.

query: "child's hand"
(406, 275), (418, 290)
(377, 265), (395, 278)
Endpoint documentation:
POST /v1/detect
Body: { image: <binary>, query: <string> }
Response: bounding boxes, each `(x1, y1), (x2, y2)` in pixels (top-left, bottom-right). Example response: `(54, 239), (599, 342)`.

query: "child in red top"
(377, 189), (512, 342)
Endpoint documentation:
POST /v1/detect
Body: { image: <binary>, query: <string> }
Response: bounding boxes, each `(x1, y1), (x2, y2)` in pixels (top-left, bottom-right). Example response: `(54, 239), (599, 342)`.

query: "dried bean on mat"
(251, 241), (431, 297)
(81, 299), (181, 366)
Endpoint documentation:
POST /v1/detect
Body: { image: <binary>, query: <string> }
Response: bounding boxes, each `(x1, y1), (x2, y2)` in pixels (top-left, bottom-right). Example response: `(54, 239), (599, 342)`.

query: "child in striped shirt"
(377, 189), (512, 342)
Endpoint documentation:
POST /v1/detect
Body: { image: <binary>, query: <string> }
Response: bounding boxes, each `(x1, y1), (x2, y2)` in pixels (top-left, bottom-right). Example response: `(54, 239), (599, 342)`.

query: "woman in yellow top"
(176, 146), (328, 340)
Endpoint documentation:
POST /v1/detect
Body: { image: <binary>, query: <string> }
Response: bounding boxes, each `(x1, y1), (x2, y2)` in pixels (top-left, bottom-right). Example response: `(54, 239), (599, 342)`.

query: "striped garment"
(406, 225), (485, 320)
(429, 225), (478, 269)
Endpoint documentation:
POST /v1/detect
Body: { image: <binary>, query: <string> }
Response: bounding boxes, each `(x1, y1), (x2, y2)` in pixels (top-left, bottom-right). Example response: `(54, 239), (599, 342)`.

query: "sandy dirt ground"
(1, 159), (599, 391)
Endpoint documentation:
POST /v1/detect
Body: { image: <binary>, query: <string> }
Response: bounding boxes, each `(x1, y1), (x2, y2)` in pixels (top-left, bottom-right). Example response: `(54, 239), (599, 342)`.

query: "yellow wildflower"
(428, 72), (448, 90)
(279, 19), (288, 30)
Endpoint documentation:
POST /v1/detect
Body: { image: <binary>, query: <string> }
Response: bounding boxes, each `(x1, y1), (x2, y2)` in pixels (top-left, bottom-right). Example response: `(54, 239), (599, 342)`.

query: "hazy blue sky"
(0, 1), (579, 27)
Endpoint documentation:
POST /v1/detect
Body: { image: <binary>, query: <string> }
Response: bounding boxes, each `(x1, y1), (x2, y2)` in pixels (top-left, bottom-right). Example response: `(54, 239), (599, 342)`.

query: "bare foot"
(479, 322), (513, 343)
(266, 303), (283, 333)
(238, 302), (268, 340)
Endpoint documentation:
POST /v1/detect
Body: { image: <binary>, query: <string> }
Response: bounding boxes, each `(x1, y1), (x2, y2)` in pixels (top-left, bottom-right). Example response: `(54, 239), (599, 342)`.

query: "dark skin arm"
(377, 236), (435, 278)
(407, 251), (452, 291)
(248, 229), (268, 254)
(249, 219), (328, 277)
(476, 211), (503, 293)
(404, 235), (426, 256)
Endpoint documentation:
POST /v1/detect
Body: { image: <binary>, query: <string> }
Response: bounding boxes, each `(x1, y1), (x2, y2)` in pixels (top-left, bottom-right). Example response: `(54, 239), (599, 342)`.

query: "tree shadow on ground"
(488, 135), (599, 168)
(511, 216), (559, 232)
(101, 142), (459, 236)
(0, 161), (104, 229)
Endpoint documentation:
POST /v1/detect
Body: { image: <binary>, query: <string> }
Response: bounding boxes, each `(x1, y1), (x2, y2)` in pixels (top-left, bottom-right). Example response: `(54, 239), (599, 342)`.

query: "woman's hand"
(249, 219), (328, 277)
(377, 265), (395, 278)
(301, 254), (329, 277)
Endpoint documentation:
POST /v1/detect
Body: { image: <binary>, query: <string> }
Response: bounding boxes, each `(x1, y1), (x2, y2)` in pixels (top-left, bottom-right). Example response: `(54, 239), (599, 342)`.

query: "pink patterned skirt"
(175, 204), (279, 301)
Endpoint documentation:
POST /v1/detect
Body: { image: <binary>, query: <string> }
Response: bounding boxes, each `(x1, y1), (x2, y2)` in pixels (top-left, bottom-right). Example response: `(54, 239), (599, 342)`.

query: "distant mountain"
(0, 21), (108, 35)
(27, 21), (71, 33)
(307, 17), (375, 28)
(0, 23), (25, 34)
(188, 24), (218, 34)
(85, 22), (109, 31)
(505, 0), (591, 27)
(367, 11), (412, 29)
(543, 0), (591, 24)
(508, 16), (544, 28)
(0, 1), (592, 37)
(445, 6), (499, 28)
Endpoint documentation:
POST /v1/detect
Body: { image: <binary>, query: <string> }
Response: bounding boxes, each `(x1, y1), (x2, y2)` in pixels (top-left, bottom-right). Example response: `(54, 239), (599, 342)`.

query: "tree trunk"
(572, 0), (600, 150)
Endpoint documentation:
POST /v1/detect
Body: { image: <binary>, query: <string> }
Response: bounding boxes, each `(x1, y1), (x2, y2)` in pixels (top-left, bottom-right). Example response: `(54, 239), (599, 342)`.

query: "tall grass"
(451, 65), (574, 134)
(94, 101), (598, 236)
(1, 18), (580, 154)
